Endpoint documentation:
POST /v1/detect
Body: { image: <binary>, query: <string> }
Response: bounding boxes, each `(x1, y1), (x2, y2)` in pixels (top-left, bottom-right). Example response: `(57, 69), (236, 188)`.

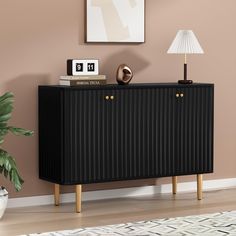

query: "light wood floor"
(1, 188), (236, 236)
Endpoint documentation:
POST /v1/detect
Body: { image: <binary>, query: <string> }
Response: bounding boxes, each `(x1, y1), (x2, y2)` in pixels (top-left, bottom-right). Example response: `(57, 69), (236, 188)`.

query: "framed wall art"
(86, 0), (145, 43)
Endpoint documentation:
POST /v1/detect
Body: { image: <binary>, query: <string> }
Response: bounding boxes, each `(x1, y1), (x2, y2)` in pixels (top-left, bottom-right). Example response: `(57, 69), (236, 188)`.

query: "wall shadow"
(101, 49), (150, 83)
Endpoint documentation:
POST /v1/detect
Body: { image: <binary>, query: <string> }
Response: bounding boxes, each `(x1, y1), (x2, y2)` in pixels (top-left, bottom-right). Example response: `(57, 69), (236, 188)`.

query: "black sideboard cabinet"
(38, 83), (214, 212)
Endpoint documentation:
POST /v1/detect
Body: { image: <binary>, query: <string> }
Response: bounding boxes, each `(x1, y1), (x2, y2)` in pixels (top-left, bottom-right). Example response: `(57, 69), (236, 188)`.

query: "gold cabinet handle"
(105, 95), (115, 100)
(176, 93), (180, 98)
(180, 93), (184, 97)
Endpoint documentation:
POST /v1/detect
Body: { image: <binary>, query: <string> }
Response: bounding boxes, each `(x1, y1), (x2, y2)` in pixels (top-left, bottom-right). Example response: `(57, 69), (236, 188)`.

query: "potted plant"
(0, 92), (33, 218)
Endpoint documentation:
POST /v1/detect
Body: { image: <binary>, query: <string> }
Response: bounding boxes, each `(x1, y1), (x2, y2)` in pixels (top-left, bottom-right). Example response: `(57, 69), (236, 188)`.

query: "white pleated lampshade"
(167, 30), (204, 54)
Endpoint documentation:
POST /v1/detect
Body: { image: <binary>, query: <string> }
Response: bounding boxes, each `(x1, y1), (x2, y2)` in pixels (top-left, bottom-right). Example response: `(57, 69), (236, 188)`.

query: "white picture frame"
(86, 0), (145, 43)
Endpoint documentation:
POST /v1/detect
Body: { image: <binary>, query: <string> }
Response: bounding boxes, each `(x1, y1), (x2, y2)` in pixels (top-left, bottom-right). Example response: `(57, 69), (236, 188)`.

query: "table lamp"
(167, 30), (204, 84)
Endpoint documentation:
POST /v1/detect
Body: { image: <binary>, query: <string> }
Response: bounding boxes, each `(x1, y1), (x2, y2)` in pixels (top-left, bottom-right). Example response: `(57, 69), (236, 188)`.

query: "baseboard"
(7, 178), (236, 208)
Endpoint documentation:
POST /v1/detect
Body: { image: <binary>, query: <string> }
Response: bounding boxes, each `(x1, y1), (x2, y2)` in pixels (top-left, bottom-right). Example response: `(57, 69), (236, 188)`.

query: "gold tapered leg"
(54, 184), (60, 206)
(197, 174), (203, 200)
(172, 176), (177, 194)
(76, 185), (82, 213)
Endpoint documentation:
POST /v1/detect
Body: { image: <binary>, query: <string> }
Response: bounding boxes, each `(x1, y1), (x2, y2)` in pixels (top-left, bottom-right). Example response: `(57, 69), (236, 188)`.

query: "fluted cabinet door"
(175, 86), (214, 175)
(63, 89), (108, 184)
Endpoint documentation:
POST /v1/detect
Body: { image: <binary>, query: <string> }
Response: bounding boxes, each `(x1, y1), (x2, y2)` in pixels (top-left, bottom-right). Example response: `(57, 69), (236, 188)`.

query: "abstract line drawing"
(86, 0), (145, 43)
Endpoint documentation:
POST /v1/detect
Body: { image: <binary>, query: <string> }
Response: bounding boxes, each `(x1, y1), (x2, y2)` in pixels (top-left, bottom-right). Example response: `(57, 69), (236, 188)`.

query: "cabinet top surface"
(39, 83), (214, 90)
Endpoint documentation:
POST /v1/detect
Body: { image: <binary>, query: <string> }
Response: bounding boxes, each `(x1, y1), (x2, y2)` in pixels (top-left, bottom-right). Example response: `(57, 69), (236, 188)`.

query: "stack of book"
(59, 75), (106, 86)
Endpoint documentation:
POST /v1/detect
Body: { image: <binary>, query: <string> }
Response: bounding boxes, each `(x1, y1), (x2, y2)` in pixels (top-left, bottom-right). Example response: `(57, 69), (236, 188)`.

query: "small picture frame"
(67, 59), (99, 75)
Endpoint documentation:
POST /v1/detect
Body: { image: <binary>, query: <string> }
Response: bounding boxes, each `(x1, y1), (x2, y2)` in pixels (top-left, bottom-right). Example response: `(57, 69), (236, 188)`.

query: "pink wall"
(0, 0), (236, 198)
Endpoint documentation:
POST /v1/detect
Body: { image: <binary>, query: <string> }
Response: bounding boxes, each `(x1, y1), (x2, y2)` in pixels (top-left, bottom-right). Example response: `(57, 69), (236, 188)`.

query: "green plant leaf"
(0, 128), (8, 136)
(0, 104), (13, 117)
(0, 92), (14, 140)
(0, 128), (9, 144)
(0, 113), (12, 123)
(0, 149), (24, 191)
(0, 92), (14, 103)
(9, 168), (23, 192)
(0, 93), (13, 118)
(8, 127), (33, 136)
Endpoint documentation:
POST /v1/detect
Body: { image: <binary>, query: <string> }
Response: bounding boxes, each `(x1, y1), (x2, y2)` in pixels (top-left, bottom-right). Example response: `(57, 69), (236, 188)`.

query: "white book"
(60, 75), (106, 81)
